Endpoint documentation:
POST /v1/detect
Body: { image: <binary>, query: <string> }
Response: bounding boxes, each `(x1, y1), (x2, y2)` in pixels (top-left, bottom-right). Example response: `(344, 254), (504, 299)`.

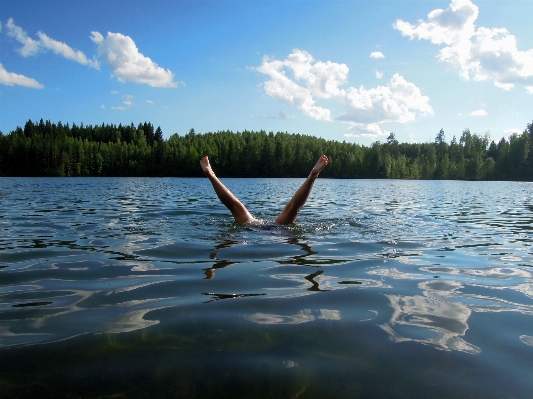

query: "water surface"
(1, 177), (532, 398)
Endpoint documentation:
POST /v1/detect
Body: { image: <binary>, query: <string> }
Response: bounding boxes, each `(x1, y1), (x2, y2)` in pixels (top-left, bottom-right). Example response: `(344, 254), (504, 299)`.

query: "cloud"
(6, 18), (99, 69)
(526, 86), (533, 95)
(91, 31), (177, 88)
(111, 106), (126, 111)
(344, 123), (388, 140)
(122, 94), (134, 106)
(146, 99), (154, 104)
(337, 73), (433, 124)
(257, 110), (291, 120)
(469, 109), (487, 116)
(274, 110), (289, 119)
(101, 104), (105, 109)
(37, 32), (99, 69)
(375, 70), (384, 79)
(504, 128), (521, 135)
(254, 49), (349, 121)
(6, 18), (40, 56)
(255, 49), (432, 136)
(370, 52), (385, 59)
(494, 81), (513, 91)
(394, 0), (533, 89)
(0, 63), (44, 88)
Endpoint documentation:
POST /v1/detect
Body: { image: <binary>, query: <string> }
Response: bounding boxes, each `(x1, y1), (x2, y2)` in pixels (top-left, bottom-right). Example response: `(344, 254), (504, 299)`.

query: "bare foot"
(200, 156), (214, 176)
(309, 155), (329, 178)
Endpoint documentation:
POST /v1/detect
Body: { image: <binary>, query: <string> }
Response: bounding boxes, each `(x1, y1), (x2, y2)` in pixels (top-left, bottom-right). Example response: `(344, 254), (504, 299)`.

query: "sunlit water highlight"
(0, 177), (532, 398)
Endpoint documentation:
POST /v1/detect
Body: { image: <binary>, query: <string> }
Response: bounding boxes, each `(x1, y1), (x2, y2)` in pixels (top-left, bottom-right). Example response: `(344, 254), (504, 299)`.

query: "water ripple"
(1, 178), (533, 397)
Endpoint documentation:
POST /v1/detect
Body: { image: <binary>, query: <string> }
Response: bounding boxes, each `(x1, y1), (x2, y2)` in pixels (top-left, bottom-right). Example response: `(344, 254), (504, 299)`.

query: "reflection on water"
(381, 291), (480, 354)
(1, 178), (533, 398)
(107, 306), (165, 333)
(246, 308), (341, 324)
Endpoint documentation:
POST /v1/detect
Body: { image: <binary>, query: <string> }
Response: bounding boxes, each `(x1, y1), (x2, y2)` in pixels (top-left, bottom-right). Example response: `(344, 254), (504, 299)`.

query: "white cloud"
(344, 123), (388, 140)
(6, 18), (99, 69)
(494, 81), (513, 91)
(6, 18), (41, 56)
(393, 0), (478, 46)
(0, 63), (44, 88)
(370, 52), (385, 59)
(338, 73), (433, 124)
(101, 104), (105, 109)
(146, 99), (154, 104)
(526, 86), (533, 95)
(469, 109), (487, 116)
(408, 133), (420, 143)
(254, 49), (349, 121)
(504, 128), (521, 135)
(37, 32), (99, 69)
(91, 31), (177, 88)
(111, 106), (126, 111)
(122, 94), (134, 106)
(394, 0), (533, 89)
(255, 49), (432, 135)
(110, 90), (119, 94)
(375, 70), (384, 79)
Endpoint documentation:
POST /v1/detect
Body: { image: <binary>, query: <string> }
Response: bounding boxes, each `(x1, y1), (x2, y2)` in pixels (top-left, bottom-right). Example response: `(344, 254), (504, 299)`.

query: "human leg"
(200, 156), (254, 224)
(275, 155), (328, 224)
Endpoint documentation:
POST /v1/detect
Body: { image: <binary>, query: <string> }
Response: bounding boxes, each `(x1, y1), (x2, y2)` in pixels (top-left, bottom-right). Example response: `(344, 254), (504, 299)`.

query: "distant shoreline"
(1, 119), (532, 181)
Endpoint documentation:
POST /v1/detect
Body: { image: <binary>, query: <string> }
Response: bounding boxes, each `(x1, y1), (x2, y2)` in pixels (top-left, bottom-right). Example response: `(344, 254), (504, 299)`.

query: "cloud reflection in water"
(245, 308), (341, 325)
(376, 264), (533, 353)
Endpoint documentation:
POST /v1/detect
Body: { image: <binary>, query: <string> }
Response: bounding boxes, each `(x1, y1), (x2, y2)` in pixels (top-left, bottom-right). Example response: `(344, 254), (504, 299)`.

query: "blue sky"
(1, 0), (531, 145)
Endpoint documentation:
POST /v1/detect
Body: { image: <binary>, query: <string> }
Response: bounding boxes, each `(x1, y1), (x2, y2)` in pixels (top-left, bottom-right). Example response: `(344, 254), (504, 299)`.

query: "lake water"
(1, 177), (532, 398)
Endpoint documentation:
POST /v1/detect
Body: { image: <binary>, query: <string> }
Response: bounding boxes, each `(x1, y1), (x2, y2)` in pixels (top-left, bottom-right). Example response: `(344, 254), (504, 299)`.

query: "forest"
(0, 118), (532, 180)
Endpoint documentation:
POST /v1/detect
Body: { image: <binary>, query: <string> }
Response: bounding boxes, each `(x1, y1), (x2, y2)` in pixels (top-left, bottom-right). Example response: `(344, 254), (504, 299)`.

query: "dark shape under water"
(202, 292), (266, 303)
(12, 301), (53, 307)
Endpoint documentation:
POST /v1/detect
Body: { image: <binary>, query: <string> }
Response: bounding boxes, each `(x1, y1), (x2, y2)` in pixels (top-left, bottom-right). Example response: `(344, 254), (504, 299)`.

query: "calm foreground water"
(0, 177), (532, 398)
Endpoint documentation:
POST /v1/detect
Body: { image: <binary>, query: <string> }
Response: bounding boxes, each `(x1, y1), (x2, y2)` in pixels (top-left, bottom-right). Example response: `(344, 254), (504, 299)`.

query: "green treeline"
(1, 118), (532, 180)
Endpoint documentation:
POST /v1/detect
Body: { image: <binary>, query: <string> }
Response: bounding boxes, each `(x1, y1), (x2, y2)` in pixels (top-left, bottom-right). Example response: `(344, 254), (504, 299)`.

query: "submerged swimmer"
(200, 154), (329, 224)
